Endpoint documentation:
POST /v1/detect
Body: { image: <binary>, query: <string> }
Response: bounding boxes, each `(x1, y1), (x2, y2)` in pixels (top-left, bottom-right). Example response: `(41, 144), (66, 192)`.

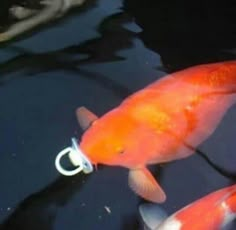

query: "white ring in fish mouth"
(55, 137), (93, 176)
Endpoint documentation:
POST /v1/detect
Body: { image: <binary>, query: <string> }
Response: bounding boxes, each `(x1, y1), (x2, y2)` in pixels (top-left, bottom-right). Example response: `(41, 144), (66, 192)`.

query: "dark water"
(0, 0), (235, 229)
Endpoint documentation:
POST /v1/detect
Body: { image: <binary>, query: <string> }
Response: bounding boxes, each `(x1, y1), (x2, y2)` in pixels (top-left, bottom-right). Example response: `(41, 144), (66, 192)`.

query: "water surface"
(0, 0), (235, 229)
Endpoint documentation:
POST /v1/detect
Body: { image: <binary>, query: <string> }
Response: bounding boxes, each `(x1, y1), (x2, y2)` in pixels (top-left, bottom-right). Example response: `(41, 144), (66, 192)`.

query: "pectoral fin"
(75, 106), (98, 130)
(128, 168), (166, 203)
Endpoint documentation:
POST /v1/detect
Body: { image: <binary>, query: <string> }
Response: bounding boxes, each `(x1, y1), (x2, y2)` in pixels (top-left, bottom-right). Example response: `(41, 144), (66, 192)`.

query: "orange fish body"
(140, 184), (236, 230)
(77, 61), (236, 203)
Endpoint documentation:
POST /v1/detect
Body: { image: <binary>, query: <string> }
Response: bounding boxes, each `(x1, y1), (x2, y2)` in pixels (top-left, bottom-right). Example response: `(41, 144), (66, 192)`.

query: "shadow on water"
(0, 173), (91, 230)
(123, 0), (236, 71)
(70, 11), (137, 64)
(0, 46), (131, 98)
(0, 0), (235, 80)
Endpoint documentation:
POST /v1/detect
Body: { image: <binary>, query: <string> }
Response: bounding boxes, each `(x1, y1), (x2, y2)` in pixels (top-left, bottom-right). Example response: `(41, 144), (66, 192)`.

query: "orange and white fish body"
(139, 184), (236, 230)
(76, 60), (236, 203)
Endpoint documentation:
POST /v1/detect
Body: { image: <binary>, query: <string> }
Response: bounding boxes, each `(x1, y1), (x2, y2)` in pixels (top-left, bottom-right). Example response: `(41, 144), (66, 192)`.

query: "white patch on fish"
(157, 216), (182, 230)
(221, 202), (236, 230)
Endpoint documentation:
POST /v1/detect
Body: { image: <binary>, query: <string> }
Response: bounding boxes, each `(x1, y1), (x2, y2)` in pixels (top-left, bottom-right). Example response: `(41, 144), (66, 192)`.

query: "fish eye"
(118, 150), (124, 155)
(115, 146), (124, 155)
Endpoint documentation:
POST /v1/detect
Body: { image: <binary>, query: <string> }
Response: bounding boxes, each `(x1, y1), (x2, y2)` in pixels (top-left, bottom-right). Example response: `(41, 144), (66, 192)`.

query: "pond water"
(0, 0), (235, 229)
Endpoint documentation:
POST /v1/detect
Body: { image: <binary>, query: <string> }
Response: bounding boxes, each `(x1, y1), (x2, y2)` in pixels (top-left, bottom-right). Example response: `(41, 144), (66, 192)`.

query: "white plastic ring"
(71, 138), (93, 174)
(55, 138), (93, 176)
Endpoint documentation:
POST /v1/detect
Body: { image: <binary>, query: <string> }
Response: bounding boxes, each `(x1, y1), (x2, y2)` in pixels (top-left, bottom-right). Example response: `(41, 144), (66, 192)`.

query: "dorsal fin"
(75, 107), (98, 130)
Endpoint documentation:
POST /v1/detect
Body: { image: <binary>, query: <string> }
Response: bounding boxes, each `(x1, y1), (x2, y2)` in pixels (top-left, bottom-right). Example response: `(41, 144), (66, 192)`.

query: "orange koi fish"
(139, 184), (236, 230)
(76, 60), (236, 203)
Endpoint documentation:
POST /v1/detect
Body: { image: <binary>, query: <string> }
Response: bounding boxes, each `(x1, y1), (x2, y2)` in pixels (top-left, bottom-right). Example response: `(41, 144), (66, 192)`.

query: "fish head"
(77, 107), (137, 165)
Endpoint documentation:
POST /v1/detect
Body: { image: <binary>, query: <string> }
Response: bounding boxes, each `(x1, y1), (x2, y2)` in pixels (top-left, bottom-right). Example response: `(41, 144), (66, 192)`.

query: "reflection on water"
(0, 0), (98, 41)
(0, 0), (235, 229)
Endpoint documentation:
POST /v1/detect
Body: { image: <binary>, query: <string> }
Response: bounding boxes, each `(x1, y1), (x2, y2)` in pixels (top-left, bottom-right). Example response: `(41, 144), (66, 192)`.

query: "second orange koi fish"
(139, 184), (236, 230)
(76, 60), (236, 203)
